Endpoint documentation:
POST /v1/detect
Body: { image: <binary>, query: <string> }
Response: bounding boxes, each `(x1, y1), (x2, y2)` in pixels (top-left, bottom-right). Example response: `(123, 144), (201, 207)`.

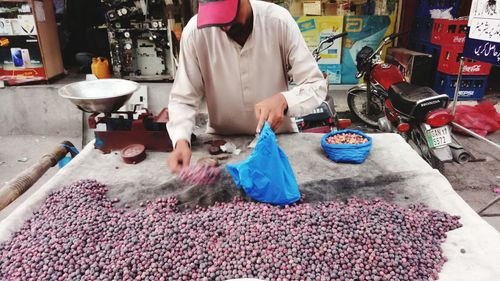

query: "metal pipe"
(450, 148), (472, 164)
(451, 57), (465, 116)
(0, 141), (76, 211)
(477, 195), (500, 216)
(451, 122), (500, 150)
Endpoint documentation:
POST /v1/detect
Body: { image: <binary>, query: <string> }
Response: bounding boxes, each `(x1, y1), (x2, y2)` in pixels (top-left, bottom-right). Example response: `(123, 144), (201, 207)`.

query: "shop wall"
(341, 15), (396, 84)
(294, 15), (396, 85)
(294, 16), (344, 84)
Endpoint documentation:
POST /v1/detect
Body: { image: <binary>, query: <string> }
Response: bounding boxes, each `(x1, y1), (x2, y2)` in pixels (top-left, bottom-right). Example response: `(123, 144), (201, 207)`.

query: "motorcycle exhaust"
(450, 147), (472, 164)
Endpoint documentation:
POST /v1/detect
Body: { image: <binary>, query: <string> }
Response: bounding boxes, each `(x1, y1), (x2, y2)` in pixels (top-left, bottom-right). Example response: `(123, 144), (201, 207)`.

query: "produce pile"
(326, 132), (369, 145)
(0, 180), (461, 280)
(178, 165), (222, 186)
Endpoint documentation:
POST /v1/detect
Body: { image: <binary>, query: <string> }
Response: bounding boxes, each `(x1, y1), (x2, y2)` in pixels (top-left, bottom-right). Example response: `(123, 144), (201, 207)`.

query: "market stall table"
(0, 133), (499, 280)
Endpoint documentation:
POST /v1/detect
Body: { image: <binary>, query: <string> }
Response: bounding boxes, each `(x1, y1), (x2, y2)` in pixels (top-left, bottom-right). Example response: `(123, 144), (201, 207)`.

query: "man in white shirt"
(167, 0), (327, 172)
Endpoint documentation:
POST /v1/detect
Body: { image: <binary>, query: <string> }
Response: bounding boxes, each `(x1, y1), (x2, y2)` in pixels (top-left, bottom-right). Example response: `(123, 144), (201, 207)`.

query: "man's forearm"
(167, 103), (197, 147)
(281, 78), (327, 117)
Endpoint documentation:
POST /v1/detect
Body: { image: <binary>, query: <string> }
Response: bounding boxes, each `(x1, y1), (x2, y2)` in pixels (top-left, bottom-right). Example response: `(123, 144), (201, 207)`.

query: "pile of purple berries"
(178, 165), (222, 185)
(0, 179), (461, 280)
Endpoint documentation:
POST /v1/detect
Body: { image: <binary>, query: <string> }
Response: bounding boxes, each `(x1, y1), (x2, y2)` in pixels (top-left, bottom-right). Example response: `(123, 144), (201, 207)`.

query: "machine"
(101, 0), (177, 81)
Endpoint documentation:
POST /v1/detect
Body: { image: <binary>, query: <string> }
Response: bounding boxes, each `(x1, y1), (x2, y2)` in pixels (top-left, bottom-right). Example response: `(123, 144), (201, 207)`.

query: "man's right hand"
(167, 140), (192, 173)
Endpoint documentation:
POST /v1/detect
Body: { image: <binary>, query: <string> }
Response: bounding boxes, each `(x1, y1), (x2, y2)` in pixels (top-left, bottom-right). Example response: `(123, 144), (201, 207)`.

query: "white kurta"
(167, 0), (327, 146)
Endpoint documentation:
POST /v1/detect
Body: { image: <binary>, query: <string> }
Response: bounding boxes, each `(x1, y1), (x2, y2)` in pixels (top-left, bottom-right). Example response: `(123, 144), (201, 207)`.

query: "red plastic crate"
(431, 19), (468, 46)
(438, 45), (492, 75)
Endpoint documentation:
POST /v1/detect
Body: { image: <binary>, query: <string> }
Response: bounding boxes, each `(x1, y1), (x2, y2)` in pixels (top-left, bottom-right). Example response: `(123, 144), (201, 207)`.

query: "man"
(167, 0), (327, 172)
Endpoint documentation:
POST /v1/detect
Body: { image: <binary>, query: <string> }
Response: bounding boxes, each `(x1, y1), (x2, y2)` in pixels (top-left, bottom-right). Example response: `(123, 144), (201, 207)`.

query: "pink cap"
(197, 0), (240, 28)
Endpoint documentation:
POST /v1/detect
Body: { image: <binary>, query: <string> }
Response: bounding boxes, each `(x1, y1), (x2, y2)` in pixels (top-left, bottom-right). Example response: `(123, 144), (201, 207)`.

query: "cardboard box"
(0, 19), (14, 35)
(303, 1), (322, 16)
(324, 3), (338, 15)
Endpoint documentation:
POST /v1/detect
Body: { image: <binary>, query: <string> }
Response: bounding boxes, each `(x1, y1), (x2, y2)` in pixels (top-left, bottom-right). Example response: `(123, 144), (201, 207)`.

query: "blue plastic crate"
(411, 18), (434, 43)
(416, 0), (461, 18)
(433, 72), (488, 100)
(413, 40), (441, 85)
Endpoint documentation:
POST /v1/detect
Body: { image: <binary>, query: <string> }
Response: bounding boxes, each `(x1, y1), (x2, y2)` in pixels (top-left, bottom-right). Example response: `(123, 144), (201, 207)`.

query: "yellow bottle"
(91, 57), (97, 75)
(91, 57), (112, 79)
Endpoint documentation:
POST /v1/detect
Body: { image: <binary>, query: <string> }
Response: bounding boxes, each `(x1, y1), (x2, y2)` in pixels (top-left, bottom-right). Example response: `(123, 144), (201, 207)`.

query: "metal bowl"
(58, 79), (140, 113)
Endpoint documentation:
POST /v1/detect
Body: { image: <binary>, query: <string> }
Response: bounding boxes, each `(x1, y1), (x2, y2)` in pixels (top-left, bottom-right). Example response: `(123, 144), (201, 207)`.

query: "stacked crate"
(415, 0), (461, 18)
(409, 0), (461, 85)
(430, 19), (492, 100)
(410, 0), (461, 49)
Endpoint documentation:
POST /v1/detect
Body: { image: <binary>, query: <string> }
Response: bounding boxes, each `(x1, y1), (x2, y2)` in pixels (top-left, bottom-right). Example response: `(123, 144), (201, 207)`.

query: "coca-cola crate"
(416, 0), (460, 18)
(433, 72), (488, 100)
(431, 18), (467, 46)
(438, 45), (492, 75)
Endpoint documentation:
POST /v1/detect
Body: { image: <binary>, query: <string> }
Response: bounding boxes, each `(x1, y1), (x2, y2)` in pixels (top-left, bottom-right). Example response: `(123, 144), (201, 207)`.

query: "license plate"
(426, 126), (452, 148)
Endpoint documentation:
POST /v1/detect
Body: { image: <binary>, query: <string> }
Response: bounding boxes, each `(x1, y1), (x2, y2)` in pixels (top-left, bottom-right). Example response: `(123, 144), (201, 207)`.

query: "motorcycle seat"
(388, 82), (442, 115)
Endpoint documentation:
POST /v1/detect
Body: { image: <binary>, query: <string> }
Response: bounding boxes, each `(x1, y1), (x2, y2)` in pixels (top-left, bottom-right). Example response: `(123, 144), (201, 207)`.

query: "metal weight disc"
(121, 144), (146, 164)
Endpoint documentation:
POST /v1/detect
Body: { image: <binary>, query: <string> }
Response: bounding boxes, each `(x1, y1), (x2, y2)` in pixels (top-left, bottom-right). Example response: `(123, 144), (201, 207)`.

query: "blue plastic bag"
(226, 122), (301, 205)
(57, 144), (80, 169)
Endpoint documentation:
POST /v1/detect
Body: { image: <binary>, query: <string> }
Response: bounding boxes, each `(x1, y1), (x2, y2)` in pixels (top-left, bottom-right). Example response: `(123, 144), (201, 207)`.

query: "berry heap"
(0, 179), (461, 280)
(178, 165), (222, 186)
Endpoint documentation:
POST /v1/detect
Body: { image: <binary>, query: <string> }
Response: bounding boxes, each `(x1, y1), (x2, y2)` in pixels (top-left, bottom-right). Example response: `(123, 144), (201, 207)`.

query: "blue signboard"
(463, 35), (500, 66)
(463, 0), (500, 65)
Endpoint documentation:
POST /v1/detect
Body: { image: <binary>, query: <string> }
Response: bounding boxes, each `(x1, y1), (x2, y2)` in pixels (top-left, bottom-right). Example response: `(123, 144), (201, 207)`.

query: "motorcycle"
(296, 32), (351, 133)
(347, 32), (455, 171)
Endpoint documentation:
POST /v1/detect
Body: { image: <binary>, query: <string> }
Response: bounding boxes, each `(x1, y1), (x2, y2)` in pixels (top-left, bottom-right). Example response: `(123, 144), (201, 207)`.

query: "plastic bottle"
(91, 57), (112, 79)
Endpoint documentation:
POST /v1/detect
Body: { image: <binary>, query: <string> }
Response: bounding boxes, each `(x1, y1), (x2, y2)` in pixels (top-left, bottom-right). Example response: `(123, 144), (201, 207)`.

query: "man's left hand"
(255, 93), (288, 133)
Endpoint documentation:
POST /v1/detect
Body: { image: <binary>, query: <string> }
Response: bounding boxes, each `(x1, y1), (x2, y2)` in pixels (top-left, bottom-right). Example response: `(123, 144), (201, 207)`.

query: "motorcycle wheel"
(347, 90), (385, 127)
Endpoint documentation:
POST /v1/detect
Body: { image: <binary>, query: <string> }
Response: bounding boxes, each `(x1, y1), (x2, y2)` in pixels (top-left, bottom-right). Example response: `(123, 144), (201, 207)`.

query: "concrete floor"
(444, 132), (500, 230)
(0, 135), (81, 220)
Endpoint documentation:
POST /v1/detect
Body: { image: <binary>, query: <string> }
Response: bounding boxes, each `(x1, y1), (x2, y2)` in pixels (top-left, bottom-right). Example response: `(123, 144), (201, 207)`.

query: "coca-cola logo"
(463, 65), (481, 72)
(453, 36), (465, 43)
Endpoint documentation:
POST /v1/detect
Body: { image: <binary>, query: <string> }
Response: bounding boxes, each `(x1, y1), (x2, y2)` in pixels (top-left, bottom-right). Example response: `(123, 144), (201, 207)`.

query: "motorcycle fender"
(429, 146), (454, 163)
(347, 84), (367, 97)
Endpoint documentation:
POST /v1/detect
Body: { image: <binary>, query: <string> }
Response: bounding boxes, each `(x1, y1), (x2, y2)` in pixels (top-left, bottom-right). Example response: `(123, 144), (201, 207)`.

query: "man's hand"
(166, 140), (192, 173)
(255, 93), (288, 133)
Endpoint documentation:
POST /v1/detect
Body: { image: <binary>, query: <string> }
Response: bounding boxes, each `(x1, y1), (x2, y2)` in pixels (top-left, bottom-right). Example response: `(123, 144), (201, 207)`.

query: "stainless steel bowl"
(58, 79), (140, 113)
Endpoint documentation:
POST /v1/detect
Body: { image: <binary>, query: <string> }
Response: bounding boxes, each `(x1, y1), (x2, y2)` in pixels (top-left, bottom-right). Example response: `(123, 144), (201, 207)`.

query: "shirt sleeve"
(167, 32), (204, 147)
(280, 14), (328, 118)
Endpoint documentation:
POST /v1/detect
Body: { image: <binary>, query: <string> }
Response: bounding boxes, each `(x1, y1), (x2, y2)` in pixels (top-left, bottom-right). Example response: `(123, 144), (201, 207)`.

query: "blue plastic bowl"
(321, 129), (372, 164)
